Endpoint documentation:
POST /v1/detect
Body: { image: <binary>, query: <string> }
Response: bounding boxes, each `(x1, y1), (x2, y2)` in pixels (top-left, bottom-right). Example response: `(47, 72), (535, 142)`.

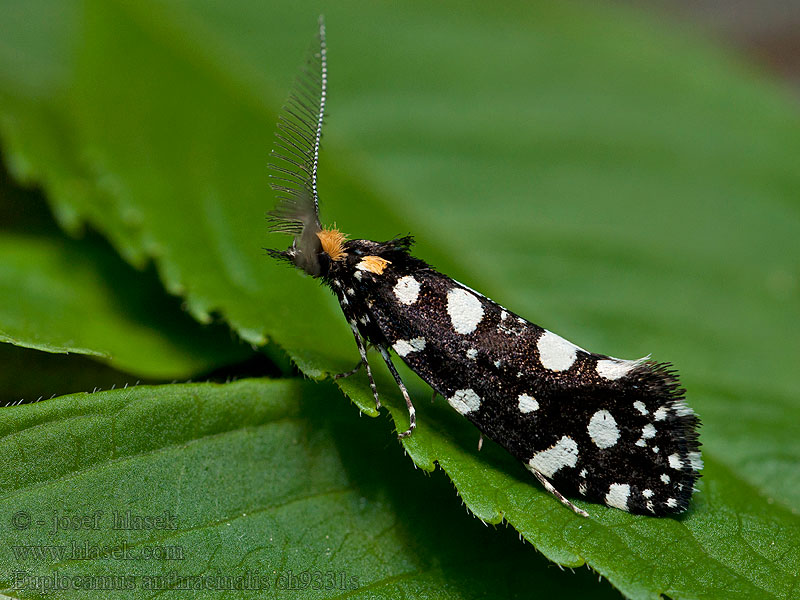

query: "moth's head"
(266, 199), (322, 276)
(267, 220), (348, 279)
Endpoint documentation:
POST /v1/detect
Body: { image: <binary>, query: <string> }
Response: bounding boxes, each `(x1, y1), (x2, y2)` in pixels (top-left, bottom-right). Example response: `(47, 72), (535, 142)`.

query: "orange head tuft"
(317, 227), (348, 262)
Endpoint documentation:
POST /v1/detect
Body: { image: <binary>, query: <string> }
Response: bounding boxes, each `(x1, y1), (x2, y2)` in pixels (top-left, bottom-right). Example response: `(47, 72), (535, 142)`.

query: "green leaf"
(0, 97), (254, 381)
(1, 1), (799, 599)
(0, 342), (141, 405)
(0, 170), (257, 394)
(0, 379), (623, 599)
(358, 373), (800, 599)
(0, 173), (253, 380)
(0, 231), (259, 379)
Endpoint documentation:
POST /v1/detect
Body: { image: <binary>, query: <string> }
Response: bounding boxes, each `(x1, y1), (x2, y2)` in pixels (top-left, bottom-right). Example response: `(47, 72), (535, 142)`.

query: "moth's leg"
(335, 343), (376, 379)
(378, 346), (416, 439)
(477, 433), (484, 451)
(431, 390), (438, 403)
(334, 361), (363, 380)
(346, 323), (381, 410)
(530, 470), (589, 518)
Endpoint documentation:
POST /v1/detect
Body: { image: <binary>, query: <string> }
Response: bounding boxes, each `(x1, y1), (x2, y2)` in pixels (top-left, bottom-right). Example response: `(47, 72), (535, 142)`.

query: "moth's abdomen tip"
(622, 361), (702, 515)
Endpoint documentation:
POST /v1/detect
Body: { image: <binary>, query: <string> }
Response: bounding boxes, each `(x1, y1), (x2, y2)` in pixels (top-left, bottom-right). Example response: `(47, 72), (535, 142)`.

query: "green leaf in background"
(0, 0), (798, 599)
(0, 232), (257, 380)
(0, 169), (253, 380)
(0, 379), (623, 599)
(0, 343), (146, 406)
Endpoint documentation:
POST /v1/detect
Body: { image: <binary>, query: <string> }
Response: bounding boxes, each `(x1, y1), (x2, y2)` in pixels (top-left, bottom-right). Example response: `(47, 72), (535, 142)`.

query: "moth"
(267, 19), (702, 517)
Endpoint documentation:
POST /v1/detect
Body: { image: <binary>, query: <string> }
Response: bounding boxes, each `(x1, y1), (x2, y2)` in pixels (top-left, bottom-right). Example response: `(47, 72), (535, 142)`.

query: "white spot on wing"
(587, 410), (620, 449)
(654, 406), (669, 421)
(466, 348), (478, 360)
(605, 483), (630, 511)
(596, 359), (636, 380)
(668, 454), (684, 470)
(393, 340), (414, 357)
(517, 394), (539, 413)
(393, 276), (420, 305)
(660, 473), (671, 484)
(448, 389), (481, 415)
(641, 424), (656, 439)
(411, 337), (427, 352)
(446, 288), (484, 334)
(642, 489), (654, 499)
(392, 337), (426, 357)
(633, 401), (648, 415)
(537, 331), (579, 371)
(526, 436), (579, 478)
(666, 498), (677, 508)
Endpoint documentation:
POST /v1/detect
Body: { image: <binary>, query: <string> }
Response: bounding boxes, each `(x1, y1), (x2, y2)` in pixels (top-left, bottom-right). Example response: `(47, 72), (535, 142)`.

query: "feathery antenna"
(267, 16), (327, 236)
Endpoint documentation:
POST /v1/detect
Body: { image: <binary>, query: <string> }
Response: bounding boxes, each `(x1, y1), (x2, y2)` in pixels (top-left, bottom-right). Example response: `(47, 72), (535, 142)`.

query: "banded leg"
(347, 322), (381, 410)
(334, 361), (363, 380)
(530, 470), (589, 518)
(378, 346), (416, 439)
(334, 344), (375, 380)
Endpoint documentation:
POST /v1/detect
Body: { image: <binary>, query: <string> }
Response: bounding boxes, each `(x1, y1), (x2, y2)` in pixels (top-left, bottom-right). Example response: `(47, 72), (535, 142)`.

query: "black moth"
(267, 19), (701, 517)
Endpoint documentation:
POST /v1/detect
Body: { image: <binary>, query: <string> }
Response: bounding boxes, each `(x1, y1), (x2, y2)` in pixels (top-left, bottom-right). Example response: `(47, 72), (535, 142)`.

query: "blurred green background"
(0, 1), (798, 599)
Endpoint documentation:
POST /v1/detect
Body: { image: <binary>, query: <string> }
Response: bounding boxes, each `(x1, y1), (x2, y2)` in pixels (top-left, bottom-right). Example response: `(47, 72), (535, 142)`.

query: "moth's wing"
(362, 265), (700, 515)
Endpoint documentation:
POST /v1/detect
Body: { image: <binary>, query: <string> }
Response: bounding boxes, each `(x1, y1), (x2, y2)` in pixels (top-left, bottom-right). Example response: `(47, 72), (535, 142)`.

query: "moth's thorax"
(321, 236), (426, 347)
(324, 237), (421, 283)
